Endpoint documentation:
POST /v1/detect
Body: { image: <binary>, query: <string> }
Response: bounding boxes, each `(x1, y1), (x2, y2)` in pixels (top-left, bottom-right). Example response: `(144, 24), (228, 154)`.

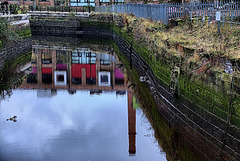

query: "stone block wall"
(0, 38), (32, 71)
(30, 19), (80, 36)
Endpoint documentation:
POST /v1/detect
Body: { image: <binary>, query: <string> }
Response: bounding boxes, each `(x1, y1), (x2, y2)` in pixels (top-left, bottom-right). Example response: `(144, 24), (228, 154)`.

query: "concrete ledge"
(30, 19), (81, 36)
(28, 11), (89, 19)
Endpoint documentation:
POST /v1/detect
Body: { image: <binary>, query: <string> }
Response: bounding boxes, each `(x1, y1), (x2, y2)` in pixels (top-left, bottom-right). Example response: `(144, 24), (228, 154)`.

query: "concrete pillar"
(128, 89), (136, 155)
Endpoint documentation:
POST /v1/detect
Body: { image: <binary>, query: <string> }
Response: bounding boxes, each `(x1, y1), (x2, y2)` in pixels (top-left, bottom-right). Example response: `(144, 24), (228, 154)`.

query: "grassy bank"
(0, 20), (31, 49)
(112, 40), (204, 161)
(88, 12), (240, 128)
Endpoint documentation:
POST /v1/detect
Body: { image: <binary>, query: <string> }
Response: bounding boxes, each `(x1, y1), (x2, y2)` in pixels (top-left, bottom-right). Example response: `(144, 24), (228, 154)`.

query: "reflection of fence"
(96, 1), (240, 25)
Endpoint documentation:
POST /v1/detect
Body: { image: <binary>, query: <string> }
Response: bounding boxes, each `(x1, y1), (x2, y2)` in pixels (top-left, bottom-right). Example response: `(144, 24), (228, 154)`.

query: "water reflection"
(22, 44), (126, 92)
(0, 38), (166, 161)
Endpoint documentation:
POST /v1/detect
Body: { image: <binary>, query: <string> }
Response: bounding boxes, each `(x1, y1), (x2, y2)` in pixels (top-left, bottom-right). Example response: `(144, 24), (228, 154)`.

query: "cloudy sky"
(0, 89), (166, 161)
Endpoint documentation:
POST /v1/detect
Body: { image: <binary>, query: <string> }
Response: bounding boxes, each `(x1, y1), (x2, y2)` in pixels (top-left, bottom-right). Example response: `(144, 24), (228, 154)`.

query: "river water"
(0, 37), (169, 161)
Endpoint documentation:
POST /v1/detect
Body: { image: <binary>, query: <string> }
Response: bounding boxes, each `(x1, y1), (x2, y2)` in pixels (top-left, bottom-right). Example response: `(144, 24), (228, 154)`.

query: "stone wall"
(30, 19), (81, 36)
(0, 38), (32, 71)
(112, 32), (240, 160)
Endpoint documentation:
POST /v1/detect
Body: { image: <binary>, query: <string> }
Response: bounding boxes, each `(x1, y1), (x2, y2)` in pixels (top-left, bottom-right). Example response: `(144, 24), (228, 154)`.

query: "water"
(0, 38), (167, 161)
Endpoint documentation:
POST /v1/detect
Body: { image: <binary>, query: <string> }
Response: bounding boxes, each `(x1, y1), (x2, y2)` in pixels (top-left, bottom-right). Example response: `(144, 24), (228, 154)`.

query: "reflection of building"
(20, 45), (127, 92)
(19, 43), (137, 154)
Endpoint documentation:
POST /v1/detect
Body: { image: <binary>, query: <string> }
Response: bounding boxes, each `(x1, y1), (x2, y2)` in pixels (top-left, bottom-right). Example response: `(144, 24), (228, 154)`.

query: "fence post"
(164, 3), (169, 26)
(208, 10), (210, 27)
(222, 12), (225, 27)
(196, 11), (198, 25)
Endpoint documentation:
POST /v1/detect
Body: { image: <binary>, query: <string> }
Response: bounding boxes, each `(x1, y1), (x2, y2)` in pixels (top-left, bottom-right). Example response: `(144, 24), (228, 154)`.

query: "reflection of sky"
(0, 89), (166, 161)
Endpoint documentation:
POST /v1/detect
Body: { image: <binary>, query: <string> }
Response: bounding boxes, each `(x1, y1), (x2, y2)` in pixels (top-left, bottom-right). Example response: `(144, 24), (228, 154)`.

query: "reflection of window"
(54, 71), (67, 86)
(31, 49), (37, 64)
(100, 54), (111, 65)
(27, 74), (37, 84)
(98, 72), (111, 86)
(56, 50), (67, 64)
(42, 74), (52, 84)
(101, 75), (108, 82)
(72, 50), (96, 64)
(41, 49), (52, 64)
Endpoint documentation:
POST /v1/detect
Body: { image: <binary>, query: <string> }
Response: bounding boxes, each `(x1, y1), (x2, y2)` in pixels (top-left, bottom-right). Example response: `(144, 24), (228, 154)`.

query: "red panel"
(86, 64), (96, 78)
(71, 64), (82, 78)
(42, 67), (52, 74)
(71, 64), (96, 78)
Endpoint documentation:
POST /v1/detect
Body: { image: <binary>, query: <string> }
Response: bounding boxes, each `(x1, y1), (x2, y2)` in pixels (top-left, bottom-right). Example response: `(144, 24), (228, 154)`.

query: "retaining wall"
(0, 38), (32, 71)
(30, 19), (80, 36)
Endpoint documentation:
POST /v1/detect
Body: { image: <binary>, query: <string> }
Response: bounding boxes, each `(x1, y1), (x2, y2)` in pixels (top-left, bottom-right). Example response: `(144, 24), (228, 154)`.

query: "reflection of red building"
(20, 45), (127, 91)
(19, 44), (136, 155)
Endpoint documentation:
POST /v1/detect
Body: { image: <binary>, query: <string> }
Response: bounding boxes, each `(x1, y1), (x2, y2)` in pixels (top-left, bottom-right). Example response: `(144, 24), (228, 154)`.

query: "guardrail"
(96, 1), (240, 25)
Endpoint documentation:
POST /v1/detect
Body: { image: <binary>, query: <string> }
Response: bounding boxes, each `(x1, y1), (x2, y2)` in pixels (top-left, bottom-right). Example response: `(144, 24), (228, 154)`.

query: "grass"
(16, 28), (31, 39)
(113, 41), (203, 161)
(91, 12), (240, 127)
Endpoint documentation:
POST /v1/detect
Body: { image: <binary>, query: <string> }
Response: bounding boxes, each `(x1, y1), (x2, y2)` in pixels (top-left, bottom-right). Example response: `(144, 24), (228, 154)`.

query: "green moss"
(110, 20), (240, 127)
(16, 28), (31, 39)
(80, 19), (112, 28)
(0, 50), (32, 91)
(113, 41), (203, 161)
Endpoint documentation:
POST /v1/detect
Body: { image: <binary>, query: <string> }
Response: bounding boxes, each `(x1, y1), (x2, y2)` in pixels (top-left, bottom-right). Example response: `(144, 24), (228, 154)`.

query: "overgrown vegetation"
(0, 20), (31, 48)
(0, 20), (19, 43)
(0, 50), (32, 91)
(113, 41), (203, 161)
(90, 12), (240, 127)
(16, 28), (31, 39)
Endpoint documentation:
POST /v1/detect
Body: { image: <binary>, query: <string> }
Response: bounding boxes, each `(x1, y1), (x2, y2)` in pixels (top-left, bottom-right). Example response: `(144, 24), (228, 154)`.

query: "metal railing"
(96, 1), (240, 25)
(96, 3), (169, 25)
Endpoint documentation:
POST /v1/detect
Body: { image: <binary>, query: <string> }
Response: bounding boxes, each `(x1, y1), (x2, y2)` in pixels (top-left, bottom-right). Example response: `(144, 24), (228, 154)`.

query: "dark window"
(42, 74), (52, 84)
(41, 49), (52, 64)
(101, 75), (108, 83)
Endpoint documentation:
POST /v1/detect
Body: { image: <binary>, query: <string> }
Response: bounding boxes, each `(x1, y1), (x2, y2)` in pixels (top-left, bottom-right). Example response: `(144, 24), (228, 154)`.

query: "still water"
(0, 38), (167, 161)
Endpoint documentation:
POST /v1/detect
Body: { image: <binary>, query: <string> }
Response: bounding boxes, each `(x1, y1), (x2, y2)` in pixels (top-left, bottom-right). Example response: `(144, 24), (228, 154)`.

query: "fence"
(96, 1), (240, 25)
(96, 4), (169, 25)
